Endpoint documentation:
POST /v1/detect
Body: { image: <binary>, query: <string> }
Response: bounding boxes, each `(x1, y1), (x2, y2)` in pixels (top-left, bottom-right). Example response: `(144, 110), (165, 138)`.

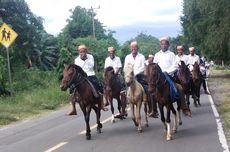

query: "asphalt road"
(0, 91), (229, 152)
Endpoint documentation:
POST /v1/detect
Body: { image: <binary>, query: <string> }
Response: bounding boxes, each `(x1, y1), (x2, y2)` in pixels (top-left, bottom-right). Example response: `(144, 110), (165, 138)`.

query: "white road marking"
(207, 86), (230, 152)
(44, 142), (67, 152)
(45, 107), (130, 152)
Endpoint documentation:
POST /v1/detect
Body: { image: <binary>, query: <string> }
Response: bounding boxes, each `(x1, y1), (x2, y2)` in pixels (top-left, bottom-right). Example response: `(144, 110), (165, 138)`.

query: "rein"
(148, 67), (166, 90)
(69, 68), (86, 89)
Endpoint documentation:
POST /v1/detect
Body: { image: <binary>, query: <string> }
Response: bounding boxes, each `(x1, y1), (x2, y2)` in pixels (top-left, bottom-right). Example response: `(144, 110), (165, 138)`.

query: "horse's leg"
(198, 83), (201, 106)
(79, 103), (91, 140)
(176, 99), (182, 126)
(131, 103), (138, 127)
(92, 104), (102, 133)
(193, 85), (198, 107)
(68, 94), (77, 115)
(144, 102), (149, 127)
(120, 92), (127, 117)
(166, 106), (172, 141)
(136, 100), (142, 133)
(110, 99), (115, 123)
(186, 93), (190, 108)
(170, 104), (178, 133)
(159, 104), (166, 132)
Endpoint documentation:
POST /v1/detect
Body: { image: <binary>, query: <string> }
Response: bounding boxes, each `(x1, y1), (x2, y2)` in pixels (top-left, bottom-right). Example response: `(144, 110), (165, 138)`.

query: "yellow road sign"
(0, 23), (18, 48)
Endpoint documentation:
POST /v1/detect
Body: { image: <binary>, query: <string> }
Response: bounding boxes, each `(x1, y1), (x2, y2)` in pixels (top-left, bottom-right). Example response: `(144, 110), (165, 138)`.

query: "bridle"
(68, 66), (86, 89)
(148, 65), (167, 91)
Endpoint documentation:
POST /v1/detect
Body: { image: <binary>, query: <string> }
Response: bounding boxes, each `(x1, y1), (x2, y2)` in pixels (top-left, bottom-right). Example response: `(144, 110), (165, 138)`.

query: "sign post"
(0, 23), (18, 93)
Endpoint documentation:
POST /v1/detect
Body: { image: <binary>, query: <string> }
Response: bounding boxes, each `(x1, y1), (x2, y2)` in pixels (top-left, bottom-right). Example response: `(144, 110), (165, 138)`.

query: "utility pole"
(90, 6), (100, 39)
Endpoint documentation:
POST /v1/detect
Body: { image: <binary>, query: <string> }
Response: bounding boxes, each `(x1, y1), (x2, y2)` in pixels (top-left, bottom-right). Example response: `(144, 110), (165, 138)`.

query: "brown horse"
(147, 63), (183, 141)
(191, 62), (202, 106)
(174, 61), (191, 107)
(124, 65), (149, 132)
(60, 64), (102, 140)
(103, 66), (127, 123)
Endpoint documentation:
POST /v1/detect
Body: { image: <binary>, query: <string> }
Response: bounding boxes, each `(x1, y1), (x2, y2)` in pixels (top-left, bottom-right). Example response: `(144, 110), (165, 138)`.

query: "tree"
(181, 0), (230, 64)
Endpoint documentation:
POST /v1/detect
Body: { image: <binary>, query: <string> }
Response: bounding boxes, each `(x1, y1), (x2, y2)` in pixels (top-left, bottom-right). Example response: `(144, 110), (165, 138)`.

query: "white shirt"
(175, 54), (189, 65)
(74, 54), (95, 76)
(104, 56), (122, 73)
(124, 53), (145, 76)
(187, 54), (200, 71)
(153, 50), (177, 74)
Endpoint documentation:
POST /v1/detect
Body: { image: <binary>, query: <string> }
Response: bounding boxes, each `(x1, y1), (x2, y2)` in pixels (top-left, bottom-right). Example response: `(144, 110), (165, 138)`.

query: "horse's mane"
(71, 64), (88, 77)
(105, 66), (114, 73)
(124, 63), (134, 76)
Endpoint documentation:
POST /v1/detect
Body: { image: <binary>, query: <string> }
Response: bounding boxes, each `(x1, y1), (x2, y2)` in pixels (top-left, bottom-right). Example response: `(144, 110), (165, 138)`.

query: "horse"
(60, 64), (102, 140)
(146, 63), (183, 141)
(124, 65), (148, 133)
(103, 66), (127, 123)
(174, 61), (191, 107)
(191, 62), (202, 106)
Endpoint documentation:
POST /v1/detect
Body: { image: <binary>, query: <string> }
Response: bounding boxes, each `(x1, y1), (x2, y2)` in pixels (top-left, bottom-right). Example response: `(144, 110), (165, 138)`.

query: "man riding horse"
(153, 37), (191, 115)
(68, 44), (108, 115)
(123, 41), (158, 118)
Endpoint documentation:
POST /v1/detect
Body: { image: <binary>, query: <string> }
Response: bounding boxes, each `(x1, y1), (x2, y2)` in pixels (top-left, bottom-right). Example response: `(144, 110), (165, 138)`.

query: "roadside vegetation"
(0, 68), (69, 126)
(208, 66), (230, 143)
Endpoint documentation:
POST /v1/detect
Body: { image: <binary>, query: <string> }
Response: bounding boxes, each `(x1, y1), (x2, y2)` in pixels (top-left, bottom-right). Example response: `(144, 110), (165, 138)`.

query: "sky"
(25, 0), (183, 43)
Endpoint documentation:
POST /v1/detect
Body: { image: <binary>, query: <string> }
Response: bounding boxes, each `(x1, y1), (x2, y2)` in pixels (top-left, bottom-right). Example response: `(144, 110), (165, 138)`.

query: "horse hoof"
(68, 110), (77, 116)
(145, 124), (149, 127)
(86, 135), (91, 140)
(166, 136), (172, 141)
(179, 121), (182, 125)
(111, 119), (115, 123)
(172, 129), (177, 133)
(138, 129), (143, 133)
(97, 128), (102, 134)
(98, 123), (103, 128)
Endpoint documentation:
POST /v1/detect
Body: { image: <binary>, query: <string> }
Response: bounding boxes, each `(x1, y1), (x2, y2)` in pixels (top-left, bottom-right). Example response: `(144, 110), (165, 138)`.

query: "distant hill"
(108, 22), (182, 44)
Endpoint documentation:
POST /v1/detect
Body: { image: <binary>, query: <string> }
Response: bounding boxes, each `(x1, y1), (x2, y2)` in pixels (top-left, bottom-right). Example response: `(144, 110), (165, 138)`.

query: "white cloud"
(25, 0), (183, 37)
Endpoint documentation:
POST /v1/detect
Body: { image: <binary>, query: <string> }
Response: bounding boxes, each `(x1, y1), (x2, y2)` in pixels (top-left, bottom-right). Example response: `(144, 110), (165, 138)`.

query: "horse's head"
(60, 64), (87, 91)
(177, 61), (190, 86)
(146, 63), (160, 93)
(124, 64), (135, 87)
(103, 66), (114, 94)
(192, 62), (201, 81)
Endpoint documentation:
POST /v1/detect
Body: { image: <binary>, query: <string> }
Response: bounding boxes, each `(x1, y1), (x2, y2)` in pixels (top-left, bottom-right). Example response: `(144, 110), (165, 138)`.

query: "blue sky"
(25, 0), (183, 43)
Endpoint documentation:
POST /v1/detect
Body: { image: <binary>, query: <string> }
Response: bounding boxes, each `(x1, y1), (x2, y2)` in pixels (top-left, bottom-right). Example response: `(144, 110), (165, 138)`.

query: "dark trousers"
(88, 75), (103, 93)
(135, 73), (158, 114)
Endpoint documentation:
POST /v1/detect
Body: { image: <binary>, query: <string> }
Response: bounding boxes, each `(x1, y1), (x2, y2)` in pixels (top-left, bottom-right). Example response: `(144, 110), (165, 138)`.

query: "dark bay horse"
(103, 66), (127, 123)
(60, 64), (102, 140)
(147, 63), (183, 140)
(191, 62), (202, 106)
(174, 61), (191, 107)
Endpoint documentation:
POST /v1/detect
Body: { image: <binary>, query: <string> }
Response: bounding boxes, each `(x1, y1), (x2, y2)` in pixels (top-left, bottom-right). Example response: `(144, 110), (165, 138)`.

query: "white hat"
(78, 44), (87, 50)
(189, 47), (195, 51)
(159, 36), (169, 42)
(176, 45), (183, 50)
(148, 54), (154, 58)
(108, 47), (115, 52)
(130, 41), (138, 46)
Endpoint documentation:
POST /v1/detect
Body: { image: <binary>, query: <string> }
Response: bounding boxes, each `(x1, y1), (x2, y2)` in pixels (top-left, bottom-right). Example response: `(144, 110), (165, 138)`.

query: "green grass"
(208, 68), (230, 143)
(0, 68), (69, 126)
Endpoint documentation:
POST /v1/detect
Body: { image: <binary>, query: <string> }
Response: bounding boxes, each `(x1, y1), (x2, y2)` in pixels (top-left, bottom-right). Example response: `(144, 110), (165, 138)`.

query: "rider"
(69, 44), (108, 114)
(104, 47), (122, 74)
(175, 45), (189, 65)
(200, 57), (210, 94)
(124, 41), (158, 118)
(187, 47), (200, 71)
(153, 37), (191, 115)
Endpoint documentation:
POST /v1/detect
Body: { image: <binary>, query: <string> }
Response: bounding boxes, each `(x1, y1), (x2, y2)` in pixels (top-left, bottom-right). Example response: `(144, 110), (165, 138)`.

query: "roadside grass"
(0, 68), (69, 126)
(208, 68), (230, 143)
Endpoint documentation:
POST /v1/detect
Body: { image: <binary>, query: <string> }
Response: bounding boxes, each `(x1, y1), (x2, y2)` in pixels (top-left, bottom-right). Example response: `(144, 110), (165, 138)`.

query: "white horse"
(124, 65), (148, 132)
